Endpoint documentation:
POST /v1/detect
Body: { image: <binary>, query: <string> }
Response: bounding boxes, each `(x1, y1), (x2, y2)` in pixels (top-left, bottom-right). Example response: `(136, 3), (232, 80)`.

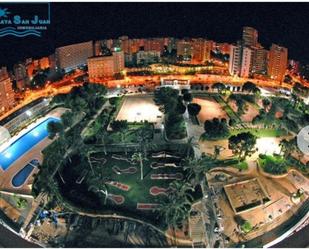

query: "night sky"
(1, 2), (309, 68)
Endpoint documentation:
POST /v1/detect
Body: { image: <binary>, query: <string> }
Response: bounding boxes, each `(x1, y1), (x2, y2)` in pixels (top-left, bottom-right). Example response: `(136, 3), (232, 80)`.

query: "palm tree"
(96, 129), (109, 155)
(87, 173), (110, 204)
(131, 152), (148, 180)
(183, 136), (199, 158)
(213, 145), (221, 160)
(157, 181), (194, 245)
(183, 155), (216, 187)
(136, 123), (155, 156)
(169, 181), (195, 199)
(279, 138), (296, 159)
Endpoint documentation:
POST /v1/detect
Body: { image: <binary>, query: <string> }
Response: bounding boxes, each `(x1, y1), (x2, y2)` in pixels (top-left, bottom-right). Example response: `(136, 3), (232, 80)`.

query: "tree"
(110, 120), (129, 153)
(176, 101), (186, 115)
(279, 137), (297, 159)
(262, 98), (271, 111)
(242, 82), (260, 94)
(154, 87), (179, 107)
(47, 121), (64, 139)
(87, 172), (110, 205)
(228, 94), (248, 116)
(204, 118), (229, 139)
(187, 103), (201, 116)
(110, 120), (128, 133)
(240, 220), (253, 234)
(61, 110), (74, 128)
(293, 82), (309, 98)
(131, 152), (148, 180)
(213, 145), (221, 160)
(183, 136), (199, 158)
(212, 82), (226, 93)
(183, 155), (216, 186)
(183, 92), (193, 102)
(136, 122), (155, 156)
(109, 97), (121, 106)
(157, 181), (194, 238)
(96, 129), (110, 155)
(228, 132), (257, 161)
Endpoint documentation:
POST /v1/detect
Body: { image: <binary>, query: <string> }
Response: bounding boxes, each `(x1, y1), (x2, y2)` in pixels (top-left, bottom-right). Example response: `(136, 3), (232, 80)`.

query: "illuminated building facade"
(13, 63), (29, 90)
(176, 39), (193, 61)
(55, 41), (94, 72)
(252, 46), (268, 75)
(87, 50), (125, 80)
(242, 26), (258, 47)
(229, 42), (254, 78)
(0, 67), (15, 115)
(268, 43), (288, 82)
(191, 38), (212, 64)
(135, 50), (161, 65)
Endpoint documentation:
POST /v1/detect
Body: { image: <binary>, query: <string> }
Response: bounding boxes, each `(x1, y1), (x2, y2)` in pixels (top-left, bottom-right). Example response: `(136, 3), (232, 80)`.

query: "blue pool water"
(0, 117), (59, 171)
(12, 159), (40, 187)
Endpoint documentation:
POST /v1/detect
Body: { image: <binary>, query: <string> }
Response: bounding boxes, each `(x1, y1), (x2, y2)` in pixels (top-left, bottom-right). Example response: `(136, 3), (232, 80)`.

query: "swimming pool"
(12, 159), (40, 188)
(0, 117), (60, 171)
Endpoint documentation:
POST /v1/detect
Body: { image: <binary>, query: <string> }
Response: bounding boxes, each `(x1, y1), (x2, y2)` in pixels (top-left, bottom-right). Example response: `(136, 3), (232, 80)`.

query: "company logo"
(0, 7), (10, 18)
(0, 3), (50, 37)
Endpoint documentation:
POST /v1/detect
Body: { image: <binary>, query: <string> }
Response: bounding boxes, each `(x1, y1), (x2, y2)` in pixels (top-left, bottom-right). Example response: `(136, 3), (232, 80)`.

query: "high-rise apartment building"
(144, 38), (165, 53)
(87, 50), (125, 81)
(229, 42), (254, 78)
(135, 50), (161, 65)
(268, 43), (288, 82)
(191, 39), (212, 64)
(288, 60), (300, 75)
(229, 44), (242, 76)
(176, 39), (193, 61)
(0, 67), (15, 114)
(216, 43), (231, 55)
(13, 63), (29, 90)
(55, 41), (94, 72)
(252, 46), (268, 75)
(242, 26), (258, 47)
(113, 50), (125, 73)
(240, 47), (254, 78)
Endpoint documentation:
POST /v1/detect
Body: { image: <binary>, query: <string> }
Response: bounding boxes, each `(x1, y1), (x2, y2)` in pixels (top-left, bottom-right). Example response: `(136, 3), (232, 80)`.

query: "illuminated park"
(0, 2), (309, 248)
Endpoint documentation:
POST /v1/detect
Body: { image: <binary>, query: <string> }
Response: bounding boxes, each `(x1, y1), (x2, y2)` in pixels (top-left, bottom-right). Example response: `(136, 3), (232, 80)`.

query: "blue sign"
(0, 3), (51, 37)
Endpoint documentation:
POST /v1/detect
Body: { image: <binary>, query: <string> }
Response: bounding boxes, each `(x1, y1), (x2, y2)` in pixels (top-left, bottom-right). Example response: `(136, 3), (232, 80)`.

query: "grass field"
(57, 150), (201, 228)
(229, 128), (288, 138)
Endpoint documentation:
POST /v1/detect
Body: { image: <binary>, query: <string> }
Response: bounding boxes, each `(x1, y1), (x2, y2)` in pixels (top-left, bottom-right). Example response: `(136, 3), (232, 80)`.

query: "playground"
(115, 95), (163, 124)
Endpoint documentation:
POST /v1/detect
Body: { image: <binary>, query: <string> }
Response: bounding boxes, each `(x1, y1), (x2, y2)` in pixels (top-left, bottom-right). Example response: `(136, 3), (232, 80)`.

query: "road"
(274, 223), (309, 248)
(0, 72), (84, 121)
(0, 225), (40, 248)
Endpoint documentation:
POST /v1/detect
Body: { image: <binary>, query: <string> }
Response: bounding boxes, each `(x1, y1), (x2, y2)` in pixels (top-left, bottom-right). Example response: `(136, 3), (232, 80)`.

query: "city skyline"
(1, 2), (309, 67)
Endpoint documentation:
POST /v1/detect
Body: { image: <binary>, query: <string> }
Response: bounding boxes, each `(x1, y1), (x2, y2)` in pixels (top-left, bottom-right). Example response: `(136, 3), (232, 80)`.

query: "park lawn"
(229, 128), (288, 138)
(232, 161), (249, 171)
(258, 154), (288, 175)
(58, 150), (191, 229)
(108, 124), (154, 144)
(213, 95), (241, 122)
(89, 152), (184, 210)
